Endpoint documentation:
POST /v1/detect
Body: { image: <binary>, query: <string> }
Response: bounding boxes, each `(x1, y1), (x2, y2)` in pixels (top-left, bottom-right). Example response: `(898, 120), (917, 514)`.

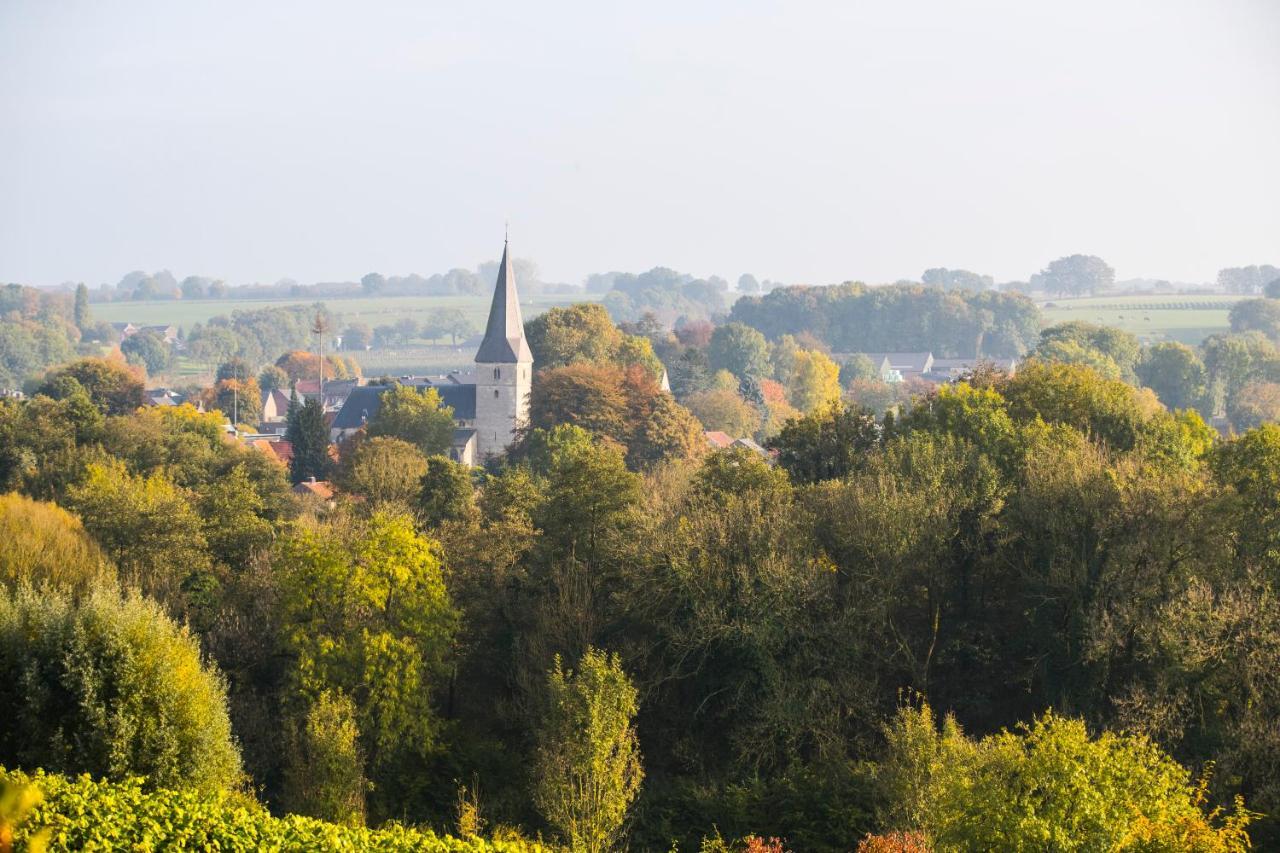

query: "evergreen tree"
(73, 283), (90, 331)
(286, 396), (331, 485)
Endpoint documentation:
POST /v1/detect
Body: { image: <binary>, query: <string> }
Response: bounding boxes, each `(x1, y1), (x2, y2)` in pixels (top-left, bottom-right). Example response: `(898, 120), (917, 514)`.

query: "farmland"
(90, 292), (595, 330)
(1040, 293), (1241, 345)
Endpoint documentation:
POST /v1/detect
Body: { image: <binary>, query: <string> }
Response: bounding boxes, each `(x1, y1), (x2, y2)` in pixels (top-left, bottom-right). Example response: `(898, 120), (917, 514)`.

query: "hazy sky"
(2, 1), (1278, 289)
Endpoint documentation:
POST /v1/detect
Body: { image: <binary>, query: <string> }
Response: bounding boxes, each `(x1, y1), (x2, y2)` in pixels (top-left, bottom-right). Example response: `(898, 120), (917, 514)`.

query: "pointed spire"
(475, 235), (533, 364)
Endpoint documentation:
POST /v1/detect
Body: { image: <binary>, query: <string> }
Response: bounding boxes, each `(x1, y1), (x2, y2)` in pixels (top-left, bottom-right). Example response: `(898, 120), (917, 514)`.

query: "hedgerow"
(0, 768), (550, 852)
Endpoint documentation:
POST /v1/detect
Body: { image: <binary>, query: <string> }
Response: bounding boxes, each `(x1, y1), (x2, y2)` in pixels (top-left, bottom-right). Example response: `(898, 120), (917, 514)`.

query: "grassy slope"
(1040, 293), (1242, 346)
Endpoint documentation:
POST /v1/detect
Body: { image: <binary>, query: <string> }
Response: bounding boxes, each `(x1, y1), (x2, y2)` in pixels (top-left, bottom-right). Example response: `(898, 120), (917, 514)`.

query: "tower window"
(494, 368), (501, 380)
(494, 389), (499, 398)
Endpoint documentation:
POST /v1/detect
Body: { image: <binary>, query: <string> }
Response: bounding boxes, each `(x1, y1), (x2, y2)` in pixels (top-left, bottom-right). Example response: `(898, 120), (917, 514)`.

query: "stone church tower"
(474, 237), (533, 460)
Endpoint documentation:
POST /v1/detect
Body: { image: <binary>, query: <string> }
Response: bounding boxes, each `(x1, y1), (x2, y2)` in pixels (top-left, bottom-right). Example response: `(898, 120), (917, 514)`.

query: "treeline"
(0, 329), (1275, 848)
(728, 282), (1042, 357)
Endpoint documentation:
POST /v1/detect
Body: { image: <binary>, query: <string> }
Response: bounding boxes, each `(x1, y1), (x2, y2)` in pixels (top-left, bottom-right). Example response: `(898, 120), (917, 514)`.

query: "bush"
(0, 493), (114, 594)
(0, 768), (549, 852)
(0, 585), (241, 792)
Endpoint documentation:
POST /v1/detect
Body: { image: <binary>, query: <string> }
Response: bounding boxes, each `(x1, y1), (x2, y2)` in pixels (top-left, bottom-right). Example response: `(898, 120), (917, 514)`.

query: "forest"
(3, 287), (1280, 851)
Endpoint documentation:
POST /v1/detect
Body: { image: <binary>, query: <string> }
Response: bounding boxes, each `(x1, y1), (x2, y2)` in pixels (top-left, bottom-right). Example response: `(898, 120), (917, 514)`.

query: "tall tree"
(286, 396), (331, 485)
(365, 385), (454, 456)
(534, 647), (643, 853)
(73, 283), (90, 331)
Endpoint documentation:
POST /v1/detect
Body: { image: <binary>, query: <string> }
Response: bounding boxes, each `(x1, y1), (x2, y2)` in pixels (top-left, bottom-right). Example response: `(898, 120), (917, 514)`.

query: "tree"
(120, 331), (171, 376)
(286, 396), (332, 485)
(337, 436), (429, 506)
(1229, 298), (1280, 341)
(738, 273), (761, 294)
(708, 322), (771, 380)
(208, 375), (262, 425)
(921, 268), (994, 292)
(365, 385), (454, 456)
(787, 349), (842, 413)
(275, 512), (457, 818)
(64, 460), (214, 611)
(430, 308), (477, 347)
(1137, 342), (1208, 412)
(37, 358), (145, 415)
(877, 701), (1251, 851)
(1035, 321), (1140, 379)
(770, 402), (879, 483)
(342, 323), (372, 351)
(1031, 254), (1115, 297)
(258, 364), (289, 394)
(73, 283), (90, 330)
(0, 584), (241, 792)
(282, 690), (369, 826)
(529, 363), (629, 439)
(1226, 381), (1280, 430)
(416, 455), (475, 528)
(0, 492), (113, 593)
(534, 647), (643, 853)
(684, 388), (762, 438)
(1266, 278), (1280, 299)
(1000, 360), (1158, 451)
(1218, 264), (1280, 294)
(627, 391), (707, 470)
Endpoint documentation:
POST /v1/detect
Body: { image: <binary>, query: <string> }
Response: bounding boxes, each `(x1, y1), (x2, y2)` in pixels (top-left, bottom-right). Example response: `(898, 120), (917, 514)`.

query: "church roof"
(330, 383), (477, 431)
(475, 239), (533, 364)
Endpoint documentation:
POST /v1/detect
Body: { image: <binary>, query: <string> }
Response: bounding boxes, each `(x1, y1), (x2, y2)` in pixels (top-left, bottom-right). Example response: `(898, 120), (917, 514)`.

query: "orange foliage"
(856, 830), (932, 852)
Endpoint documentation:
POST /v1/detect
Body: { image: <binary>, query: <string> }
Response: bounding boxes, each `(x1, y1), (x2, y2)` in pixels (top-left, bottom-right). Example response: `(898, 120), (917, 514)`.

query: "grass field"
(90, 292), (596, 330)
(1040, 293), (1241, 345)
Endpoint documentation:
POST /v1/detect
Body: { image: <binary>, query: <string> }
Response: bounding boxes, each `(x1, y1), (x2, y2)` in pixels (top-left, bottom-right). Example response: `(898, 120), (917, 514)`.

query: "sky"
(2, 0), (1278, 289)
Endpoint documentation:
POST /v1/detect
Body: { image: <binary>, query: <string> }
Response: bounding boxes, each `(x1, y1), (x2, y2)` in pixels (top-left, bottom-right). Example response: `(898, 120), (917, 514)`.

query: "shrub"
(0, 585), (240, 792)
(0, 493), (113, 594)
(0, 768), (548, 852)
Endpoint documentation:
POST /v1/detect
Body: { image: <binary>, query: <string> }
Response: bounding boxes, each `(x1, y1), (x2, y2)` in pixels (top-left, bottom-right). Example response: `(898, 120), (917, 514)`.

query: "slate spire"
(475, 235), (533, 364)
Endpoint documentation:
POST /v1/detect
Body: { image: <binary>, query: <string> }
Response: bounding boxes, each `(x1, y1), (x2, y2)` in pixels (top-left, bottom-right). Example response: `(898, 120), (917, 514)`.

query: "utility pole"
(312, 312), (329, 406)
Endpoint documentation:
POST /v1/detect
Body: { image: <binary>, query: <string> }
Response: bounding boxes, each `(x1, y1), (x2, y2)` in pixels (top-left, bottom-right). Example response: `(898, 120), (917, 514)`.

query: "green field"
(90, 292), (595, 330)
(1040, 293), (1240, 345)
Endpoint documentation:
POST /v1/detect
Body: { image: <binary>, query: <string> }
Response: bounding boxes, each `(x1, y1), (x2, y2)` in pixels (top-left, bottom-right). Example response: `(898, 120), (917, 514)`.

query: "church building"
(329, 236), (534, 465)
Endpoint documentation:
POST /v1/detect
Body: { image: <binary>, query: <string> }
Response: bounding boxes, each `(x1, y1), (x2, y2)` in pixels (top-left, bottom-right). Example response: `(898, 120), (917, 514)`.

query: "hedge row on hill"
(0, 768), (548, 853)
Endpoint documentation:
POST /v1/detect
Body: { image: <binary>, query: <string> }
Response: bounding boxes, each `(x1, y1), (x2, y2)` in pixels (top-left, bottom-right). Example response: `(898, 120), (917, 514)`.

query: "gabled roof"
(861, 352), (934, 372)
(705, 430), (734, 449)
(475, 239), (533, 364)
(330, 382), (477, 431)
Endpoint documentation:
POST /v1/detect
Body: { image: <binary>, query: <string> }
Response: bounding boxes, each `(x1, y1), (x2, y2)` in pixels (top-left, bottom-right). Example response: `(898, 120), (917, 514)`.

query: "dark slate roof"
(435, 383), (477, 420)
(474, 239), (533, 364)
(330, 383), (477, 431)
(452, 428), (477, 446)
(330, 386), (386, 431)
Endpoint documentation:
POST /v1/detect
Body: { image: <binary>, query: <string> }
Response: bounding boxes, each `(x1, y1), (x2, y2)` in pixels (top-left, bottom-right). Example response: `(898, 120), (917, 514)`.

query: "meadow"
(1040, 293), (1240, 345)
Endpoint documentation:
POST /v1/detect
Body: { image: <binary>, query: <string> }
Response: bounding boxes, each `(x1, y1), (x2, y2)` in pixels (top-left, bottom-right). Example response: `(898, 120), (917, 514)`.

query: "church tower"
(474, 236), (533, 460)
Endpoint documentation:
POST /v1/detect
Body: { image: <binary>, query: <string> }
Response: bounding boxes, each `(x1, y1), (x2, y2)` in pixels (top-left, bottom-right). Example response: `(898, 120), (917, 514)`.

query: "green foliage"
(0, 493), (114, 594)
(275, 512), (458, 819)
(36, 358), (144, 416)
(708, 323), (771, 381)
(417, 455), (476, 528)
(1032, 254), (1116, 297)
(535, 647), (643, 853)
(119, 331), (171, 376)
(0, 585), (241, 792)
(730, 283), (1040, 358)
(64, 459), (214, 610)
(877, 702), (1252, 851)
(1035, 321), (1139, 379)
(282, 690), (370, 827)
(683, 388), (762, 438)
(338, 435), (430, 506)
(286, 396), (332, 485)
(770, 402), (879, 483)
(367, 385), (455, 457)
(0, 768), (548, 852)
(1136, 342), (1208, 412)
